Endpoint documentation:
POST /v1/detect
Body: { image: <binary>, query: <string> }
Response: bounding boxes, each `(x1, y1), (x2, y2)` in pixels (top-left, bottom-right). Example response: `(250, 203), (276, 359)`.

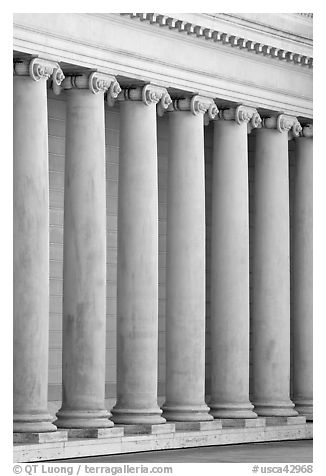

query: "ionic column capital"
(166, 95), (218, 124)
(118, 84), (172, 114)
(13, 57), (65, 85)
(169, 95), (218, 116)
(62, 72), (121, 100)
(262, 114), (302, 138)
(216, 105), (261, 133)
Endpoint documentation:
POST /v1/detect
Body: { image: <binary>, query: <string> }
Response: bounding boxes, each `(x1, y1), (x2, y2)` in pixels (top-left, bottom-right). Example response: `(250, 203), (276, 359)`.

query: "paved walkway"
(53, 439), (312, 463)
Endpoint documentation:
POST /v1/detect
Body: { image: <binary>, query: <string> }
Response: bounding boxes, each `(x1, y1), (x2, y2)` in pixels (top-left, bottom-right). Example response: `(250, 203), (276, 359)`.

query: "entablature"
(13, 12), (313, 119)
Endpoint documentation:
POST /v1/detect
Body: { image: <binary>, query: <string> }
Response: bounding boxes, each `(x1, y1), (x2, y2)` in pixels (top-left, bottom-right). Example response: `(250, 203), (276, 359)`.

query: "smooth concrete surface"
(51, 440), (313, 463)
(13, 74), (56, 433)
(292, 134), (313, 420)
(55, 89), (112, 429)
(162, 110), (211, 422)
(111, 99), (164, 425)
(252, 127), (297, 417)
(209, 116), (256, 419)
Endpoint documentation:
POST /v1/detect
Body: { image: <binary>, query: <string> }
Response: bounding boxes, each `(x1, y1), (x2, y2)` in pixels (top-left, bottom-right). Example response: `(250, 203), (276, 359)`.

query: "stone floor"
(52, 439), (313, 463)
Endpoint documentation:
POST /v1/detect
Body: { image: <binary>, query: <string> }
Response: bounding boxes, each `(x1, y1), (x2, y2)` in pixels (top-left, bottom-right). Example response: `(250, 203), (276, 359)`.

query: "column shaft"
(55, 89), (112, 428)
(13, 74), (56, 432)
(292, 133), (313, 420)
(252, 126), (297, 416)
(210, 118), (256, 418)
(162, 110), (212, 421)
(111, 99), (164, 424)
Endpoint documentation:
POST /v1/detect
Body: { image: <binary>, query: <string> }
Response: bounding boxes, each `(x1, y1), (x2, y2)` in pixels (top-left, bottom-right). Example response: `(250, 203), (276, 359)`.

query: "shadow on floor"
(51, 439), (313, 463)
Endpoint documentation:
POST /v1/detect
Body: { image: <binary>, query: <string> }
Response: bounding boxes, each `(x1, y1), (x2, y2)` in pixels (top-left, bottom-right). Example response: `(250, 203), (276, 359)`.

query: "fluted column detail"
(162, 95), (218, 421)
(111, 85), (171, 425)
(292, 124), (313, 420)
(209, 106), (261, 419)
(252, 114), (301, 416)
(13, 57), (64, 432)
(55, 72), (119, 429)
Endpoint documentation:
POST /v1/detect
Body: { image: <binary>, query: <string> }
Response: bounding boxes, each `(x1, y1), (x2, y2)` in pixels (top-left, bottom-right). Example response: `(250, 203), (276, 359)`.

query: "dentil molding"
(121, 13), (313, 68)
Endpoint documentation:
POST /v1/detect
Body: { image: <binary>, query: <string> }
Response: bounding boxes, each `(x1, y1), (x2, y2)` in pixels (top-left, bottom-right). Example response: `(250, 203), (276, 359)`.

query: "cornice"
(121, 13), (313, 68)
(204, 13), (313, 40)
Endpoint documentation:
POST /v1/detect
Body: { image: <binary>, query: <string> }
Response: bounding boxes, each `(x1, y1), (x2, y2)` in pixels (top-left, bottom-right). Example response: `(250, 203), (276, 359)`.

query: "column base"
(221, 418), (265, 428)
(14, 411), (57, 433)
(67, 427), (123, 439)
(294, 399), (313, 421)
(172, 420), (221, 431)
(118, 423), (175, 435)
(209, 402), (257, 419)
(253, 400), (298, 417)
(55, 408), (114, 429)
(111, 407), (166, 425)
(162, 403), (213, 422)
(14, 430), (67, 444)
(265, 416), (306, 426)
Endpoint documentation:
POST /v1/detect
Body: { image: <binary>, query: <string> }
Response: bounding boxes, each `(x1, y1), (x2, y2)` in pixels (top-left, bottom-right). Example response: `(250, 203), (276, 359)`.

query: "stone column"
(55, 73), (121, 429)
(292, 124), (313, 420)
(13, 58), (64, 432)
(209, 106), (261, 419)
(111, 85), (171, 425)
(252, 114), (302, 416)
(161, 96), (217, 422)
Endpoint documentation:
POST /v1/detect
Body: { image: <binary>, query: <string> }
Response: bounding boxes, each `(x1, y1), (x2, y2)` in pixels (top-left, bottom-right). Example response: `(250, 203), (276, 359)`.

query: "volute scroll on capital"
(89, 72), (121, 96)
(61, 72), (121, 98)
(117, 84), (172, 114)
(165, 95), (218, 124)
(216, 105), (262, 133)
(13, 58), (65, 87)
(190, 95), (218, 119)
(300, 124), (313, 138)
(262, 114), (302, 139)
